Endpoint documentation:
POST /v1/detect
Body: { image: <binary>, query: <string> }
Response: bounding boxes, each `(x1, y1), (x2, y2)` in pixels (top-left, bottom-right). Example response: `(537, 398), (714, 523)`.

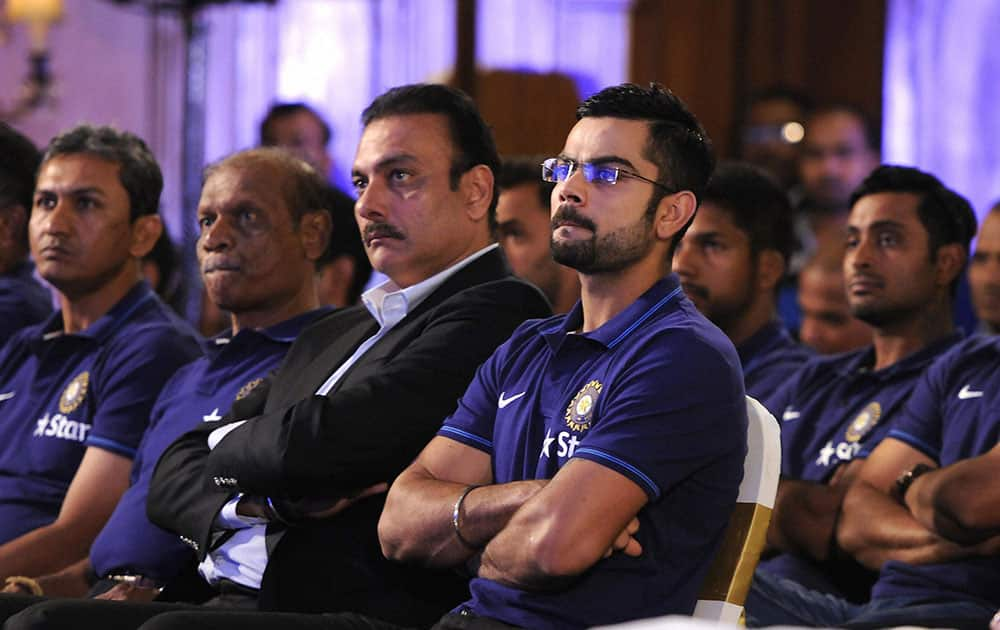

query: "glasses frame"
(541, 157), (675, 194)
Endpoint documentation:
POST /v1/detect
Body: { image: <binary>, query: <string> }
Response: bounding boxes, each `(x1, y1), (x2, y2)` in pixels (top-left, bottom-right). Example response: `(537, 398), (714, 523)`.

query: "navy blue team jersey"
(872, 335), (1000, 610)
(0, 282), (201, 543)
(439, 274), (747, 630)
(89, 307), (330, 582)
(737, 320), (812, 411)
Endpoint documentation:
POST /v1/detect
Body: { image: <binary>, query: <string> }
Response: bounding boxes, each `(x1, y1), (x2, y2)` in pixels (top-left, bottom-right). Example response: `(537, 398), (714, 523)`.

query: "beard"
(550, 193), (660, 275)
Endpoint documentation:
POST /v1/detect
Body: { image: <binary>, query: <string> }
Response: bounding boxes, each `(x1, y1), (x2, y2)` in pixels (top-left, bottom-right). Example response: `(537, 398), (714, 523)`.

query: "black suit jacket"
(147, 249), (551, 623)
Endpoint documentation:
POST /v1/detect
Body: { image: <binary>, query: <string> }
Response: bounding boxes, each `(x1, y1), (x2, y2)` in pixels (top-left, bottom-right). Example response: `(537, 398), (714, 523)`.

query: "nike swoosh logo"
(782, 408), (800, 421)
(0, 392), (14, 402)
(498, 391), (527, 409)
(958, 385), (984, 400)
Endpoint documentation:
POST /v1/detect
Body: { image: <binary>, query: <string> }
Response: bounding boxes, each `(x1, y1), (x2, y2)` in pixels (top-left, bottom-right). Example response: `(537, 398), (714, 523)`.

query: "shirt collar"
(836, 330), (965, 379)
(212, 306), (335, 347)
(361, 244), (499, 329)
(737, 320), (789, 364)
(542, 274), (685, 351)
(38, 281), (157, 344)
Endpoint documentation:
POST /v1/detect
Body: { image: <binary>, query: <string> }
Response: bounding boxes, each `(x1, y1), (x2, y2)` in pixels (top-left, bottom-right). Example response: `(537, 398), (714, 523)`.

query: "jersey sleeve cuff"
(573, 447), (661, 500)
(438, 426), (493, 453)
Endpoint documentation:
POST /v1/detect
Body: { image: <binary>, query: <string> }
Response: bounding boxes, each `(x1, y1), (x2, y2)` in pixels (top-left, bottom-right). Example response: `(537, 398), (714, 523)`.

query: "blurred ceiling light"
(1, 0), (63, 120)
(781, 121), (805, 144)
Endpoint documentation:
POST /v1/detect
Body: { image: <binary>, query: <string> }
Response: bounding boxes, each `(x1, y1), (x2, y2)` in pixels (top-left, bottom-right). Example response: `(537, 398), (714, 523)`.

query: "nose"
(355, 179), (387, 224)
(201, 215), (234, 252)
(557, 167), (587, 207)
(36, 199), (73, 236)
(846, 235), (873, 271)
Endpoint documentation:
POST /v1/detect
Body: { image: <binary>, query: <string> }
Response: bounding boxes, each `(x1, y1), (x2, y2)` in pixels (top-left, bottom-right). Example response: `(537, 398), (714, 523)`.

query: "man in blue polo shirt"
(372, 82), (746, 630)
(0, 122), (52, 341)
(748, 333), (1000, 627)
(0, 148), (332, 611)
(0, 125), (201, 584)
(747, 166), (977, 617)
(674, 161), (812, 410)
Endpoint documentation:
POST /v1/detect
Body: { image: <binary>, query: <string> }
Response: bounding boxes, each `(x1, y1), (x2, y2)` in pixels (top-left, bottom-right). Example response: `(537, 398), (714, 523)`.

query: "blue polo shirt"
(439, 275), (746, 630)
(758, 332), (963, 596)
(738, 320), (812, 411)
(89, 307), (330, 582)
(871, 335), (1000, 609)
(0, 282), (201, 543)
(0, 261), (52, 343)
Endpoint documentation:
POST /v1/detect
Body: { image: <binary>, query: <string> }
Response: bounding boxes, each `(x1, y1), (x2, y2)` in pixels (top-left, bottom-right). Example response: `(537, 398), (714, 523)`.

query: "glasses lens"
(589, 164), (619, 184)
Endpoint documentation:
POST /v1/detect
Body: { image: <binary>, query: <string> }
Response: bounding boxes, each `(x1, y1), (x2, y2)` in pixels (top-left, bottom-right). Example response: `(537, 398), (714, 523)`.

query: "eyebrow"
(35, 186), (107, 197)
(556, 153), (639, 171)
(351, 154), (418, 177)
(847, 219), (905, 232)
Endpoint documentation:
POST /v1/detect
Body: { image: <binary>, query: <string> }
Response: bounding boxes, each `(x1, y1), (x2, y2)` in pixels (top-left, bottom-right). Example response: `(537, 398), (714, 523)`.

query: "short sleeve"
(86, 325), (202, 458)
(880, 353), (950, 461)
(571, 334), (746, 501)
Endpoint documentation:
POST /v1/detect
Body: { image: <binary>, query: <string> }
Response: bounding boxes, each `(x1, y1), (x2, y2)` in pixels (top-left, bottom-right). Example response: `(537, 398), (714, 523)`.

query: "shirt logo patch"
(845, 401), (881, 443)
(33, 412), (91, 443)
(565, 380), (602, 433)
(957, 384), (984, 400)
(59, 371), (90, 414)
(235, 378), (263, 401)
(498, 391), (527, 409)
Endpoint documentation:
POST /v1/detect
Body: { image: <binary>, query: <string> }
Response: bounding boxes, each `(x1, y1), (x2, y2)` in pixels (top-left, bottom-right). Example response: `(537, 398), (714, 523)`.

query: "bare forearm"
(35, 557), (93, 598)
(906, 450), (1000, 544)
(838, 481), (969, 569)
(380, 475), (546, 568)
(767, 479), (847, 561)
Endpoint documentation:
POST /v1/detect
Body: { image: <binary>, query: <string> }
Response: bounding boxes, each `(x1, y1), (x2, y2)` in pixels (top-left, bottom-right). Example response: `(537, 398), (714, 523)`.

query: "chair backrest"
(692, 395), (780, 624)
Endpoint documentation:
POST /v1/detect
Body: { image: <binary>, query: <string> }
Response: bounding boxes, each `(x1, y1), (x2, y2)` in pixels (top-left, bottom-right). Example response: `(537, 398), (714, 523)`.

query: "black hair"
(497, 155), (555, 213)
(0, 122), (41, 249)
(361, 83), (501, 230)
(702, 161), (797, 265)
(42, 124), (162, 220)
(806, 104), (881, 153)
(576, 82), (715, 256)
(850, 165), (977, 294)
(260, 102), (332, 147)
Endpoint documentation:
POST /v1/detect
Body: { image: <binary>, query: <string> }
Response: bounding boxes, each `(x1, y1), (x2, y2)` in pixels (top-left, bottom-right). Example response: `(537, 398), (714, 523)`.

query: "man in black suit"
(6, 84), (550, 630)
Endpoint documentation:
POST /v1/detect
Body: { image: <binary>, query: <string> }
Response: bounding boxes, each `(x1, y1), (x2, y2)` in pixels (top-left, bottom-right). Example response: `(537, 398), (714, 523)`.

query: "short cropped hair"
(702, 162), (797, 265)
(361, 83), (501, 230)
(850, 165), (977, 293)
(497, 156), (555, 213)
(576, 83), (715, 203)
(259, 102), (332, 147)
(576, 83), (715, 256)
(42, 124), (163, 220)
(203, 147), (329, 227)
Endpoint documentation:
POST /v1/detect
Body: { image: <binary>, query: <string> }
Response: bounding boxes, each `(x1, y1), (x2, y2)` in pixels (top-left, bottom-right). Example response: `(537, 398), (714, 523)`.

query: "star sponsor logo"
(497, 391), (526, 409)
(539, 427), (581, 460)
(815, 439), (861, 467)
(33, 412), (91, 443)
(957, 384), (984, 400)
(59, 371), (89, 414)
(565, 380), (602, 432)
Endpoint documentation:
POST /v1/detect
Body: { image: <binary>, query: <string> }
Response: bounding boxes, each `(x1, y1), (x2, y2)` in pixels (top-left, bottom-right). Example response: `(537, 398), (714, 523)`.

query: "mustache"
(363, 222), (405, 245)
(551, 204), (596, 232)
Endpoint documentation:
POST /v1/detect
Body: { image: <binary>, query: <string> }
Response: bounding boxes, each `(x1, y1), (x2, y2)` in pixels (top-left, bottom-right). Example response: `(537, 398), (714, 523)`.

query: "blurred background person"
(969, 200), (1000, 334)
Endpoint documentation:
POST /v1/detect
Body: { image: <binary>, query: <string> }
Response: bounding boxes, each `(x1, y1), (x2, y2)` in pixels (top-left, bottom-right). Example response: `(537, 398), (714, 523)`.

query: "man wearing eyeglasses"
(91, 83), (746, 630)
(374, 83), (745, 629)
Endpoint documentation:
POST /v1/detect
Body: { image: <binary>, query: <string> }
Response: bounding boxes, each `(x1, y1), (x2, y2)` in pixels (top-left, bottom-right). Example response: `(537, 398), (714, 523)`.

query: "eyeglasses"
(541, 157), (674, 193)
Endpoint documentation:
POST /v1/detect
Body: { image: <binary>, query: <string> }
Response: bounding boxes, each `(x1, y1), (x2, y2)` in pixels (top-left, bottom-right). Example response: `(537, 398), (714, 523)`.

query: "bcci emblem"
(235, 378), (263, 401)
(565, 380), (602, 433)
(59, 371), (90, 414)
(845, 401), (881, 443)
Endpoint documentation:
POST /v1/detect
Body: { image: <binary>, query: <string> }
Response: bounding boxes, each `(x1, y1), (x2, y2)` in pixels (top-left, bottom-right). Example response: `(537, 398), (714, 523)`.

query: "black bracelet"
(452, 485), (482, 549)
(895, 463), (934, 502)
